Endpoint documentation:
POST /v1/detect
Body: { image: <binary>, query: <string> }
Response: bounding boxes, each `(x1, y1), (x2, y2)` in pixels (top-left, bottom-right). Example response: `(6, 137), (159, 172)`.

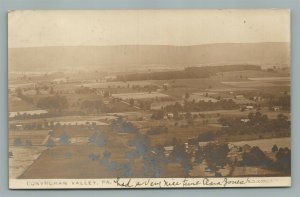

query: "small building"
(53, 78), (67, 84)
(167, 113), (174, 119)
(184, 142), (189, 151)
(15, 124), (23, 131)
(228, 143), (242, 153)
(272, 106), (282, 111)
(242, 144), (252, 153)
(227, 152), (243, 163)
(235, 95), (244, 99)
(164, 146), (174, 157)
(241, 118), (250, 123)
(246, 105), (254, 110)
(198, 141), (211, 147)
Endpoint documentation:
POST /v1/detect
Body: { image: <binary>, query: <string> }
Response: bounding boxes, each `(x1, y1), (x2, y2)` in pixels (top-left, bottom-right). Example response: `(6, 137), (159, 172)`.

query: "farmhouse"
(235, 95), (244, 99)
(241, 118), (250, 123)
(167, 113), (174, 119)
(164, 146), (174, 157)
(272, 106), (282, 111)
(52, 78), (67, 84)
(198, 141), (211, 147)
(163, 83), (170, 89)
(15, 124), (24, 131)
(246, 105), (254, 110)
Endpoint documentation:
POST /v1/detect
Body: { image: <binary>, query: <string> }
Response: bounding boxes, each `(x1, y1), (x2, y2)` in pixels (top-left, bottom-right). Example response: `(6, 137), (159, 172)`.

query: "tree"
(81, 99), (104, 114)
(14, 138), (22, 146)
(47, 138), (55, 147)
(151, 110), (164, 120)
(120, 122), (138, 133)
(185, 92), (190, 99)
(204, 143), (229, 170)
(242, 146), (272, 167)
(49, 86), (54, 94)
(88, 133), (107, 147)
(143, 145), (167, 177)
(198, 131), (216, 142)
(16, 88), (23, 97)
(275, 147), (291, 173)
(170, 141), (193, 175)
(59, 133), (70, 145)
(37, 95), (69, 112)
(129, 98), (134, 107)
(272, 144), (279, 153)
(128, 134), (149, 155)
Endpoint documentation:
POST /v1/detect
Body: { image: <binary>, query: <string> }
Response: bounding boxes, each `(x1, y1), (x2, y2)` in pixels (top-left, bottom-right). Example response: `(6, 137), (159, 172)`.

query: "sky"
(8, 9), (290, 48)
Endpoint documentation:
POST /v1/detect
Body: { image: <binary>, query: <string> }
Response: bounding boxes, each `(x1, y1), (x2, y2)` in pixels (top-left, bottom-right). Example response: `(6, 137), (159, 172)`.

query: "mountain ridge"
(9, 42), (290, 72)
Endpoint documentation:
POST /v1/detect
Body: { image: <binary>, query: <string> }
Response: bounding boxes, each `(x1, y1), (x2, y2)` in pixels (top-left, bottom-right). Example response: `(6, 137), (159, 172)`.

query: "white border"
(9, 177), (291, 189)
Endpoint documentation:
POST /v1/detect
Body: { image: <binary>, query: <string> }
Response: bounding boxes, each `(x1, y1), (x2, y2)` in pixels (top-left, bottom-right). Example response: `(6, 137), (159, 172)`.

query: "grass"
(9, 96), (39, 112)
(9, 130), (50, 145)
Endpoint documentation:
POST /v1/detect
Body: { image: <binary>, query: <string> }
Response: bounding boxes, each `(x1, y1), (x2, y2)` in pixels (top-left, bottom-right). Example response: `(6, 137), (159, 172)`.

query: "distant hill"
(9, 42), (290, 72)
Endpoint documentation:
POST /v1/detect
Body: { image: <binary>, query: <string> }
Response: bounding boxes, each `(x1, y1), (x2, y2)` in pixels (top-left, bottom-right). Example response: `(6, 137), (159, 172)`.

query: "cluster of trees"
(274, 147), (291, 173)
(146, 126), (168, 135)
(46, 132), (70, 147)
(151, 99), (238, 120)
(143, 145), (167, 177)
(37, 95), (69, 112)
(242, 146), (291, 174)
(185, 64), (261, 73)
(169, 139), (193, 175)
(80, 99), (104, 114)
(127, 134), (168, 177)
(219, 112), (290, 135)
(15, 88), (34, 104)
(195, 143), (230, 172)
(242, 146), (273, 167)
(138, 100), (151, 110)
(131, 84), (159, 93)
(163, 99), (238, 113)
(151, 110), (165, 120)
(111, 117), (138, 133)
(13, 138), (32, 146)
(114, 69), (210, 81)
(197, 131), (217, 142)
(75, 87), (97, 94)
(114, 65), (261, 82)
(88, 132), (108, 147)
(268, 95), (291, 110)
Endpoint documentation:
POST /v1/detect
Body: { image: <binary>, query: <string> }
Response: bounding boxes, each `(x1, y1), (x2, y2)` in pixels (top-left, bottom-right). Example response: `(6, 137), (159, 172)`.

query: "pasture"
(9, 96), (39, 112)
(9, 130), (50, 179)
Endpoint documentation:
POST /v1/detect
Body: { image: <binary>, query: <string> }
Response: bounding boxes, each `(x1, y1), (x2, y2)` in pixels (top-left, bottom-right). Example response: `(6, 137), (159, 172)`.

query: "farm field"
(9, 130), (50, 178)
(8, 64), (291, 179)
(9, 96), (39, 112)
(9, 146), (47, 179)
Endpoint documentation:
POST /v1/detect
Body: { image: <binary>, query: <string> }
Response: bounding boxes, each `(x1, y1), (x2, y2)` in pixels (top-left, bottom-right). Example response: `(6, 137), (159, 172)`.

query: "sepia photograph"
(8, 9), (291, 189)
